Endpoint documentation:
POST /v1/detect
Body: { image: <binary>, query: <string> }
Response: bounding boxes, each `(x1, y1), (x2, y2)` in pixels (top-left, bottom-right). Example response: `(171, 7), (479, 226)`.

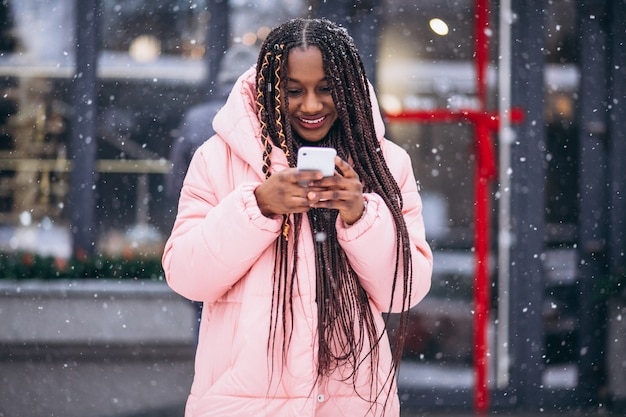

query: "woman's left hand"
(305, 156), (365, 225)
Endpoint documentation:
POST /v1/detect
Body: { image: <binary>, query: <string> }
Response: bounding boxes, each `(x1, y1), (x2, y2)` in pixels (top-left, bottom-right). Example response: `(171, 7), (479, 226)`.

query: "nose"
(301, 91), (323, 114)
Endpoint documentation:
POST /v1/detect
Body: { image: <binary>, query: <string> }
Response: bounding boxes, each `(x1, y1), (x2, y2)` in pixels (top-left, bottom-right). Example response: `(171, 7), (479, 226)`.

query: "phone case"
(297, 147), (337, 177)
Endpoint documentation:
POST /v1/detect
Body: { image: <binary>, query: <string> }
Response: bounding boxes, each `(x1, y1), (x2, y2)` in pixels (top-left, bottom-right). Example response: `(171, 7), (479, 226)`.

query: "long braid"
(256, 18), (414, 412)
(257, 51), (274, 179)
(257, 46), (296, 377)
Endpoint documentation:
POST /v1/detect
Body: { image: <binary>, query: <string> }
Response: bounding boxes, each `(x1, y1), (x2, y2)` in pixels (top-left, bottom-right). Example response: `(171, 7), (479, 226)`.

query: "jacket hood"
(212, 67), (387, 179)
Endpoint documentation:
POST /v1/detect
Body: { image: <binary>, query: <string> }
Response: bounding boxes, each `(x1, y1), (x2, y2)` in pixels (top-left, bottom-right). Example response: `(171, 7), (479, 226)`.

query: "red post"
(473, 0), (492, 413)
(473, 121), (494, 413)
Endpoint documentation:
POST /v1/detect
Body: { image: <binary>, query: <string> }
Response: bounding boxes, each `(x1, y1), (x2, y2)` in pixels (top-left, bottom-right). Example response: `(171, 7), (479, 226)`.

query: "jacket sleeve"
(161, 145), (282, 303)
(336, 146), (433, 313)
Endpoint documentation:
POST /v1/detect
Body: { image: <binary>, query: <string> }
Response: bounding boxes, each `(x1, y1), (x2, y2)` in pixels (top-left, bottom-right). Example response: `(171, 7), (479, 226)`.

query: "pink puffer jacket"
(162, 68), (433, 417)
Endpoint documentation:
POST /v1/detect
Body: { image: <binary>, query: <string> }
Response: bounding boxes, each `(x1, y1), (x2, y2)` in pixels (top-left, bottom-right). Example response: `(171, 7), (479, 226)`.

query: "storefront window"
(101, 0), (210, 59)
(378, 1), (481, 389)
(379, 0), (582, 394)
(0, 0), (307, 259)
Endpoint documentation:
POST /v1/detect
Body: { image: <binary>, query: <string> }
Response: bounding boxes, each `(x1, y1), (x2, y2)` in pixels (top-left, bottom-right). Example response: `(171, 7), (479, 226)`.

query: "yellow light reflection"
(129, 35), (161, 62)
(429, 18), (449, 36)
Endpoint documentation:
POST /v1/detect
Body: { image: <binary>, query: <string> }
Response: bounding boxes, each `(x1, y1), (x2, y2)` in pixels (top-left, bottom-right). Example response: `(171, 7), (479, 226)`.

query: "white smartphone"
(297, 147), (337, 177)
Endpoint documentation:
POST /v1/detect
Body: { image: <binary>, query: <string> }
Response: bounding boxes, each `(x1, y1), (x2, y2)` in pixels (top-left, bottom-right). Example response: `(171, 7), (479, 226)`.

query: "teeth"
(300, 116), (325, 124)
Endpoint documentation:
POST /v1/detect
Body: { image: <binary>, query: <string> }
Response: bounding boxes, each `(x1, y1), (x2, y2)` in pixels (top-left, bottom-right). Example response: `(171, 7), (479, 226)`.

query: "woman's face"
(285, 46), (338, 143)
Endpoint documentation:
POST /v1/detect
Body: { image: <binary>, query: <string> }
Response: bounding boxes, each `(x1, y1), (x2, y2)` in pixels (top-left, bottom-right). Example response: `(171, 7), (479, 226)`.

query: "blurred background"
(0, 0), (624, 416)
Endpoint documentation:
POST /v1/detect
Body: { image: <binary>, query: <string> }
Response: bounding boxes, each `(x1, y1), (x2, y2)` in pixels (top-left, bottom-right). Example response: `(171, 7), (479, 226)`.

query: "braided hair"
(256, 18), (413, 407)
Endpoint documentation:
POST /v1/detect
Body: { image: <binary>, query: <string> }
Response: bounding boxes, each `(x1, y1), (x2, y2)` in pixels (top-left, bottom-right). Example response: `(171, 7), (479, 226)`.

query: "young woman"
(162, 18), (433, 417)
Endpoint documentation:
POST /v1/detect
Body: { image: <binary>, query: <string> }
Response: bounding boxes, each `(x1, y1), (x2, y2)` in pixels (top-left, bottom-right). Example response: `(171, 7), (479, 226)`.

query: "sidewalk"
(115, 405), (615, 417)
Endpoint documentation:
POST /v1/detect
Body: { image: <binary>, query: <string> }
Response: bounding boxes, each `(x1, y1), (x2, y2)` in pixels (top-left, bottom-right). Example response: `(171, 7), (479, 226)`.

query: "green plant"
(0, 252), (165, 281)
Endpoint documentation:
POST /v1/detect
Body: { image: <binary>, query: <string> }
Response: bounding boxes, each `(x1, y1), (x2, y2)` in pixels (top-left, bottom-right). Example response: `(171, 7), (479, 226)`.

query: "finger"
(309, 188), (359, 207)
(314, 174), (360, 192)
(294, 169), (324, 186)
(283, 193), (313, 213)
(334, 156), (359, 180)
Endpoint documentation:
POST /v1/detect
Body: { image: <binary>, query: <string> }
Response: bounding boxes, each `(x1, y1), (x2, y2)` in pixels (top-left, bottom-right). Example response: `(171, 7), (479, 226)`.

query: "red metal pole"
(473, 0), (491, 412)
(473, 122), (492, 413)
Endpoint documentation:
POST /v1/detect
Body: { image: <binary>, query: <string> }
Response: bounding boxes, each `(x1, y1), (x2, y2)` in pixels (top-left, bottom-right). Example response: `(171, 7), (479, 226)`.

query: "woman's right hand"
(254, 168), (324, 217)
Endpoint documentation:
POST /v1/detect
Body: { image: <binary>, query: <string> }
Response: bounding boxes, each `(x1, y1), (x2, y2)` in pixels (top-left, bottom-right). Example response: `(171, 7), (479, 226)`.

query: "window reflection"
(100, 0), (209, 60)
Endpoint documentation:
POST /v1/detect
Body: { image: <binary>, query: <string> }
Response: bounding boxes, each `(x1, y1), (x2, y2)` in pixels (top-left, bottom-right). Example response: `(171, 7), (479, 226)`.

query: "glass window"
(379, 2), (483, 389)
(0, 0), (307, 260)
(101, 0), (210, 59)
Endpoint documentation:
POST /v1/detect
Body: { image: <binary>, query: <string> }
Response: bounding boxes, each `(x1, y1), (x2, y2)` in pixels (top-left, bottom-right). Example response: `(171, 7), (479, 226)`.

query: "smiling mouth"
(298, 115), (326, 125)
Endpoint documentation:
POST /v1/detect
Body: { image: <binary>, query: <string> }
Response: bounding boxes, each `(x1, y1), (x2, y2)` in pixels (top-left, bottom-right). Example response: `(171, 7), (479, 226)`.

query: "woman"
(162, 18), (433, 417)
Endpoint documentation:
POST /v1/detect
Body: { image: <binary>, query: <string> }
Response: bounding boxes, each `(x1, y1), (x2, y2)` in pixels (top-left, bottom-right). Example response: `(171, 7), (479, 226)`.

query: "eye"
(318, 85), (332, 94)
(286, 86), (302, 97)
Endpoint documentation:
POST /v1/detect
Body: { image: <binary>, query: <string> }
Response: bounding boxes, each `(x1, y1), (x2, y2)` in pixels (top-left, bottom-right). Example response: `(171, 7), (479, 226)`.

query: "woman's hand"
(306, 156), (365, 225)
(254, 168), (323, 217)
(255, 156), (364, 225)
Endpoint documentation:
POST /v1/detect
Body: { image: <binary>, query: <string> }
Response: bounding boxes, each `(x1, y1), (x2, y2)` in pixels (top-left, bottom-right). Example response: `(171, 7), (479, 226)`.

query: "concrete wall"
(0, 280), (197, 417)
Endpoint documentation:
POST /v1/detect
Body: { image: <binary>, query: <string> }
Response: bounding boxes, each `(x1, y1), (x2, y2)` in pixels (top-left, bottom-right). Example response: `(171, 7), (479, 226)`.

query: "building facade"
(0, 0), (624, 413)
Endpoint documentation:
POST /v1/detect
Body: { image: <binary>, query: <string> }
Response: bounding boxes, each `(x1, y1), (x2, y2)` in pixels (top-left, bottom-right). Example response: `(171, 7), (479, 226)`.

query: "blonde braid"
(257, 51), (273, 179)
(273, 45), (289, 158)
(269, 45), (292, 239)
